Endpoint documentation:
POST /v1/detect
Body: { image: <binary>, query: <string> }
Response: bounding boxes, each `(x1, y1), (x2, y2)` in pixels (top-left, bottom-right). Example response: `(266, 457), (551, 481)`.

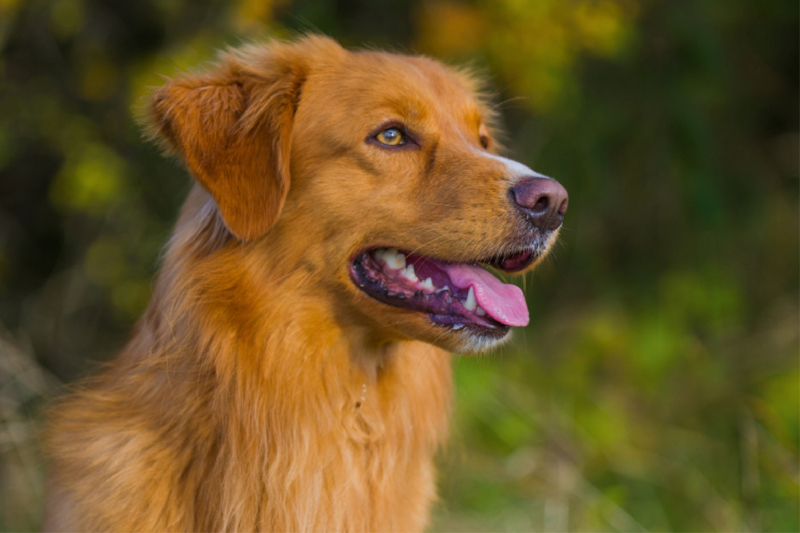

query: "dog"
(43, 35), (567, 532)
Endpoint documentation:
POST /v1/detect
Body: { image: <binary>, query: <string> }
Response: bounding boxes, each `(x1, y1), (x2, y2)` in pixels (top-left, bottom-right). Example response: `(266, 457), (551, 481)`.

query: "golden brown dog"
(44, 35), (567, 532)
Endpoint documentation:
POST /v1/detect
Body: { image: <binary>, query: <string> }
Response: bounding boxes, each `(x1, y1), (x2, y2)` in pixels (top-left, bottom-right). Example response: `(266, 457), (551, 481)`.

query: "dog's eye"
(376, 128), (405, 146)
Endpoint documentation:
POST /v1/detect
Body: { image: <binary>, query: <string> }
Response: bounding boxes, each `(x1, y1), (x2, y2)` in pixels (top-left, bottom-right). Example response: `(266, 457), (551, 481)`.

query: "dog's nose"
(510, 176), (569, 232)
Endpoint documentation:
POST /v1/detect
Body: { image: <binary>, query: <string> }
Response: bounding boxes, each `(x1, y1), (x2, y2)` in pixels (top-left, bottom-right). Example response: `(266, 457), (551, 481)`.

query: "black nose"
(510, 176), (569, 232)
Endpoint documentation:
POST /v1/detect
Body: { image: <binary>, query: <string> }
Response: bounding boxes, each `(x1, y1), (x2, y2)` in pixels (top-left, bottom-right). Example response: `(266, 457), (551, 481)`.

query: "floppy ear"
(149, 51), (305, 240)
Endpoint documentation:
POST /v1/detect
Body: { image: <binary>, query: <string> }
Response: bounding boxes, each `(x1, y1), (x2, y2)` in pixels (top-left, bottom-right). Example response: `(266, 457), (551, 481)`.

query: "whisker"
(489, 96), (528, 112)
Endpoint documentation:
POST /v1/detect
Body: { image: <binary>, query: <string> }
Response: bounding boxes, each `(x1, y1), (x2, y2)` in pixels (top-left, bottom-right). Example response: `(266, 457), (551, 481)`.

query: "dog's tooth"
(440, 285), (450, 293)
(464, 287), (476, 311)
(475, 305), (486, 316)
(452, 324), (464, 330)
(384, 248), (406, 269)
(400, 264), (418, 283)
(420, 277), (434, 292)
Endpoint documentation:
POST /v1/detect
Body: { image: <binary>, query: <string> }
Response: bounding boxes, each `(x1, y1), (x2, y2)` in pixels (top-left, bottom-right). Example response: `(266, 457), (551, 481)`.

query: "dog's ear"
(149, 46), (308, 240)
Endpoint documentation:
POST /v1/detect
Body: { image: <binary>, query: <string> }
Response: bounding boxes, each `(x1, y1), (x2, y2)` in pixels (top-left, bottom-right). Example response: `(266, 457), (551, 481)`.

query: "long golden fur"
(43, 36), (563, 532)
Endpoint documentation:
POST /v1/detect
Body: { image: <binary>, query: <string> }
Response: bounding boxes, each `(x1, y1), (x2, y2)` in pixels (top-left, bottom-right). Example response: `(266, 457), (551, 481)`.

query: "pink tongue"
(441, 264), (529, 327)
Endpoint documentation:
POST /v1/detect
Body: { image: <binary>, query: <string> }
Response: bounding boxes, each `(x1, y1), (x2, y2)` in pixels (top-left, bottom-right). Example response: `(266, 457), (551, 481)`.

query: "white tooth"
(452, 324), (464, 330)
(401, 264), (418, 282)
(384, 248), (406, 269)
(464, 287), (477, 311)
(476, 305), (486, 316)
(421, 277), (434, 292)
(374, 248), (386, 262)
(440, 285), (450, 293)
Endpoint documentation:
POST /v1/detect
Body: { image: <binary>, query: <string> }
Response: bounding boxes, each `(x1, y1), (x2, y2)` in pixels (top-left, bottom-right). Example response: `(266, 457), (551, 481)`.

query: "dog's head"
(149, 36), (567, 354)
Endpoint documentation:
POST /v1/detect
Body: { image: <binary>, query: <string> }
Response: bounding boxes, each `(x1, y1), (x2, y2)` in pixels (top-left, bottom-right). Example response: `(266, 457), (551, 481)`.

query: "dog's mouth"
(349, 247), (536, 337)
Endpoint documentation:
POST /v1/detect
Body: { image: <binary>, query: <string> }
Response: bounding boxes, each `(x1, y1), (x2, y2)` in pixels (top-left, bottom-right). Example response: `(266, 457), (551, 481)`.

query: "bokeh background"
(1, 0), (798, 531)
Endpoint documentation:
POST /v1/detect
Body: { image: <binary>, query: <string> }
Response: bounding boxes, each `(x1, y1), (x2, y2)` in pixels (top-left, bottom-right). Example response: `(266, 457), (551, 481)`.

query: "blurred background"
(0, 0), (797, 530)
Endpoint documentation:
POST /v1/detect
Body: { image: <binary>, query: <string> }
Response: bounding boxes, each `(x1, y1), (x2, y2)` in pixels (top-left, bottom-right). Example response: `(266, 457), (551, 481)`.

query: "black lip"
(483, 248), (537, 273)
(349, 250), (511, 337)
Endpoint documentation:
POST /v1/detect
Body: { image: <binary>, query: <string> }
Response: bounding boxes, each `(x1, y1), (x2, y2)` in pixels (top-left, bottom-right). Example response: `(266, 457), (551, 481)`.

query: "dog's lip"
(349, 251), (509, 335)
(481, 248), (537, 273)
(348, 246), (534, 333)
(353, 246), (539, 275)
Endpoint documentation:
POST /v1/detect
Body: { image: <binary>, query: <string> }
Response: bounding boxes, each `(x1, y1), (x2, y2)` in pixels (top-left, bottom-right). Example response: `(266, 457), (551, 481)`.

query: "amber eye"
(376, 127), (405, 146)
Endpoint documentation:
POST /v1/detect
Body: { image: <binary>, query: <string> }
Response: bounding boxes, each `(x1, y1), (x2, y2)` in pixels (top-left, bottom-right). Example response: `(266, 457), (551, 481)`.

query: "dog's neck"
(159, 187), (410, 369)
(49, 187), (453, 531)
(129, 187), (453, 527)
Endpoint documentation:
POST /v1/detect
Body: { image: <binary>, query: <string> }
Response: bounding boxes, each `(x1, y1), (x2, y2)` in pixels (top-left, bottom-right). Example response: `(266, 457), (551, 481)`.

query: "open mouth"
(349, 247), (535, 338)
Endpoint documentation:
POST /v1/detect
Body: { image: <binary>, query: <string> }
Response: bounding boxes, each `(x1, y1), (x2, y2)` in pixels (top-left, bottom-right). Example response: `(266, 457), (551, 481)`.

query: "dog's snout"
(510, 176), (569, 232)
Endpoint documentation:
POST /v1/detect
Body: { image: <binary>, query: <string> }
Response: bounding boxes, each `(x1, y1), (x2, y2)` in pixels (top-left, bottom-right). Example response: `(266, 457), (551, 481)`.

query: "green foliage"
(0, 0), (797, 531)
